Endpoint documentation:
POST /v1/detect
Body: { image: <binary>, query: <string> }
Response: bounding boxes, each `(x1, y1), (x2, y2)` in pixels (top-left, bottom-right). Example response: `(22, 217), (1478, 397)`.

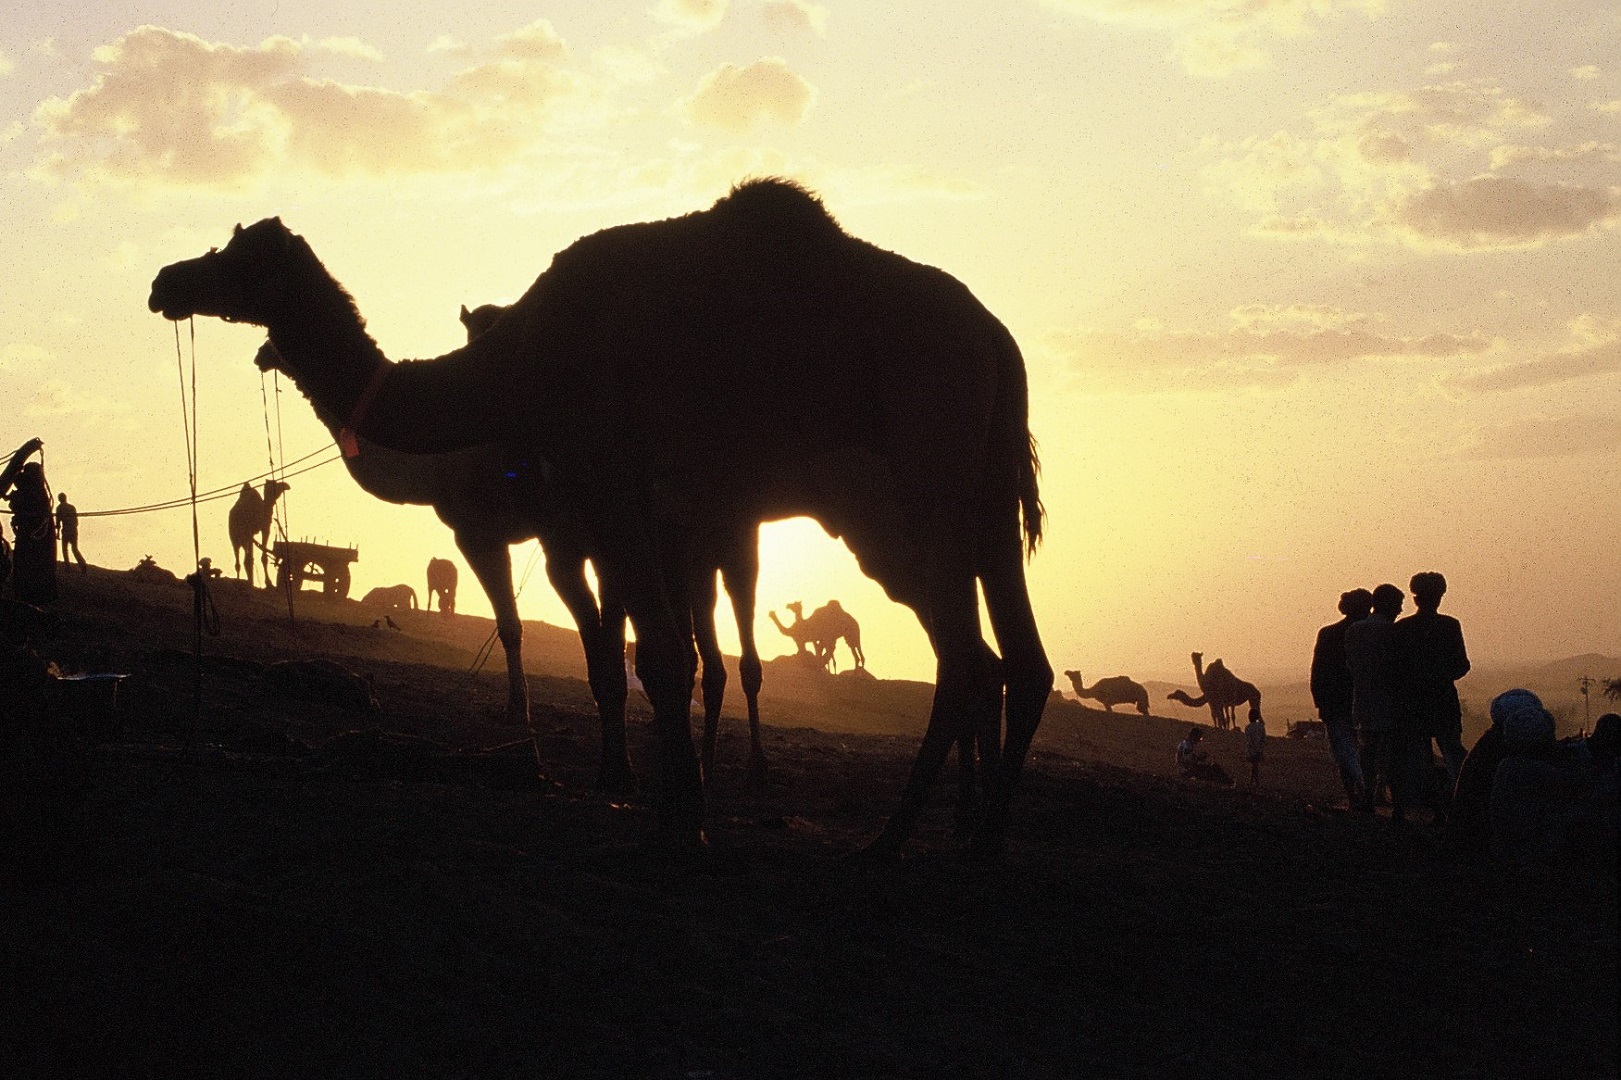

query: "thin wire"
(78, 451), (341, 517)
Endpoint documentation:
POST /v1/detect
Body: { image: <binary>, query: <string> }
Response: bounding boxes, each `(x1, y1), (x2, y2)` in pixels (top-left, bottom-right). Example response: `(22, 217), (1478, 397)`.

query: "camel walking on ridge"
(148, 178), (1052, 857)
(1167, 651), (1261, 731)
(227, 479), (288, 588)
(426, 557), (458, 616)
(1063, 671), (1149, 715)
(769, 600), (865, 672)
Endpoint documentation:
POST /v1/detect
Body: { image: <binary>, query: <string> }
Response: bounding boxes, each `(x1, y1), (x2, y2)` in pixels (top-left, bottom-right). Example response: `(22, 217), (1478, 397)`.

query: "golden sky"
(2, 0), (1617, 686)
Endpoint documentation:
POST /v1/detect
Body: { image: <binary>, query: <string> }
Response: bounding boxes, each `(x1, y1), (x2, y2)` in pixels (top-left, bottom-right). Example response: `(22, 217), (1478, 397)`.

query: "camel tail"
(1020, 430), (1044, 558)
(996, 325), (1044, 558)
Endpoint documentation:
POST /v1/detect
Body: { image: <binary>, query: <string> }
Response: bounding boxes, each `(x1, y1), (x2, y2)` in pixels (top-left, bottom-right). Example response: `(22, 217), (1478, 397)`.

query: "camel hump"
(714, 177), (842, 236)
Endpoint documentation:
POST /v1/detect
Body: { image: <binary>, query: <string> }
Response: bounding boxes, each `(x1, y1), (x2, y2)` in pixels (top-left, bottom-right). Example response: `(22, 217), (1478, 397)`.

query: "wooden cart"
(273, 540), (358, 598)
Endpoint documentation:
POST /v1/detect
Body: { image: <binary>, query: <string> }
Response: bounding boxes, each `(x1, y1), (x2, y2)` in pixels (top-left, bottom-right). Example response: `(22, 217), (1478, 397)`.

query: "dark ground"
(1, 567), (1615, 1079)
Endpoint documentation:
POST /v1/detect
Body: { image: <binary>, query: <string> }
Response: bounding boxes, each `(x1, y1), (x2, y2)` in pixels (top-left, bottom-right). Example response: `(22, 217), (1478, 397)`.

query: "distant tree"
(1604, 676), (1621, 703)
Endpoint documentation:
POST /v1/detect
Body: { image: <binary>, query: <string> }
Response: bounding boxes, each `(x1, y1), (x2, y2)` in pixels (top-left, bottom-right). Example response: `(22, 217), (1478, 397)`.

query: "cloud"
(1035, 0), (1385, 77)
(30, 23), (581, 189)
(681, 57), (815, 132)
(1571, 65), (1601, 81)
(1490, 141), (1620, 169)
(653, 0), (729, 32)
(316, 37), (384, 62)
(1454, 414), (1621, 459)
(1204, 78), (1621, 251)
(1392, 177), (1621, 249)
(762, 0), (829, 36)
(1049, 312), (1488, 391)
(1444, 322), (1621, 393)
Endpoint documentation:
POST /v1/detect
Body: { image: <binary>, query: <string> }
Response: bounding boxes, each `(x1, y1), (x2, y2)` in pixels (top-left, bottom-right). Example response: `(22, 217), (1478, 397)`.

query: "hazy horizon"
(2, 1), (1616, 686)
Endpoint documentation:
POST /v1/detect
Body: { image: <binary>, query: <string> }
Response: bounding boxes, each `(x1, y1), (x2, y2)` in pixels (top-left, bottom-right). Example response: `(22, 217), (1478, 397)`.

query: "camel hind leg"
(975, 515), (1053, 861)
(866, 550), (994, 856)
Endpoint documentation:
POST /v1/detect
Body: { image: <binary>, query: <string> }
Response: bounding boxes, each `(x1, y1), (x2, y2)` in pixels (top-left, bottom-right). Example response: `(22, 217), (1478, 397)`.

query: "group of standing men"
(1311, 572), (1470, 822)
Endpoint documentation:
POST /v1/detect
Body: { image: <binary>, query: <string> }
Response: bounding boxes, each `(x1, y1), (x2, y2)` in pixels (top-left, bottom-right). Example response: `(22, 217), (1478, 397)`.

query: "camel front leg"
(719, 528), (767, 792)
(453, 531), (530, 732)
(541, 540), (634, 794)
(596, 522), (704, 851)
(690, 567), (727, 782)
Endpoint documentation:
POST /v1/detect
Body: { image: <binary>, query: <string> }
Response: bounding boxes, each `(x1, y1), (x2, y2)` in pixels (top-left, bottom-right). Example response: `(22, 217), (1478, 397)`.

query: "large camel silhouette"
(148, 178), (1052, 855)
(1063, 671), (1149, 715)
(769, 600), (865, 672)
(458, 304), (769, 789)
(227, 479), (288, 587)
(1166, 651), (1261, 731)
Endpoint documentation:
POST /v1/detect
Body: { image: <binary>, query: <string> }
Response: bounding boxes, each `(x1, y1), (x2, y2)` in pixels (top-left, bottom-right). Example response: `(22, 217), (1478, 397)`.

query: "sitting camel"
(362, 583), (417, 609)
(1063, 671), (1149, 715)
(769, 599), (865, 672)
(227, 479), (288, 588)
(1167, 651), (1261, 732)
(426, 557), (457, 616)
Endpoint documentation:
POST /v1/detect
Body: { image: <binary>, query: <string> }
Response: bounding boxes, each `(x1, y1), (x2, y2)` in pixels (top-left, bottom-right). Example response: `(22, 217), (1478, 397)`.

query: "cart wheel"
(329, 566), (351, 598)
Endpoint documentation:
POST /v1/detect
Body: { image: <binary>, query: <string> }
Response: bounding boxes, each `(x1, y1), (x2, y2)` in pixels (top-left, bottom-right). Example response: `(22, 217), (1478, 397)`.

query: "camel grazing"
(148, 179), (1052, 856)
(362, 583), (417, 609)
(1063, 671), (1149, 715)
(1167, 651), (1261, 732)
(457, 305), (769, 789)
(426, 557), (458, 615)
(227, 479), (288, 588)
(769, 600), (865, 672)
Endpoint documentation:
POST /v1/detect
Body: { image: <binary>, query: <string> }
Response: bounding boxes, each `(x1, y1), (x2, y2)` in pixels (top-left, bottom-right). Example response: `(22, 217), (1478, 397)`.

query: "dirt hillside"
(1, 566), (1614, 1079)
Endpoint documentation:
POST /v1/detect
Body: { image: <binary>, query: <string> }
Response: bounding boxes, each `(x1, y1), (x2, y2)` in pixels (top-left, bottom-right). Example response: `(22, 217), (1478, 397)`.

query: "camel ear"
(233, 223), (243, 236)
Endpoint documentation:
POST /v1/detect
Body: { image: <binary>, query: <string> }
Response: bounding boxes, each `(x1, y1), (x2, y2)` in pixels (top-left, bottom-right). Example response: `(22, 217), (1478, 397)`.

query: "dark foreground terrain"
(2, 568), (1615, 1079)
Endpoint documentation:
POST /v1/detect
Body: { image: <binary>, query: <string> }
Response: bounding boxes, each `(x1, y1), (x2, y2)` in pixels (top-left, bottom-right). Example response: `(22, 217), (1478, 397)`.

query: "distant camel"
(1167, 651), (1261, 731)
(1063, 671), (1149, 715)
(426, 557), (457, 616)
(363, 584), (417, 609)
(148, 179), (1052, 856)
(227, 479), (288, 588)
(769, 600), (865, 672)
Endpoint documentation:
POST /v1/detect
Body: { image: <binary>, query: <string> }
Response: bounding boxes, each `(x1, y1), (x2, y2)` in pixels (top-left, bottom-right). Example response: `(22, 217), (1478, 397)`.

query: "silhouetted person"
(1394, 572), (1469, 803)
(1450, 688), (1538, 855)
(1581, 713), (1620, 851)
(1344, 583), (1403, 817)
(1176, 726), (1232, 785)
(55, 492), (86, 574)
(1312, 588), (1372, 807)
(3, 457), (56, 606)
(1489, 701), (1591, 864)
(1243, 706), (1266, 788)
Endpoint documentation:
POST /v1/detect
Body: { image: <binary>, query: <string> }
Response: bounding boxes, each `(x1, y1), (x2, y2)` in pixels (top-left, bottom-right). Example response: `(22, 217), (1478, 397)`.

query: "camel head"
(264, 479), (291, 502)
(786, 601), (804, 617)
(459, 303), (509, 342)
(149, 218), (306, 326)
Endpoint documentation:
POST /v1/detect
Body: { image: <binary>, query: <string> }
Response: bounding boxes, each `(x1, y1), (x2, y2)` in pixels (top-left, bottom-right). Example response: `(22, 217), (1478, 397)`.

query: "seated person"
(1489, 703), (1593, 864)
(1176, 726), (1232, 785)
(1450, 688), (1538, 855)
